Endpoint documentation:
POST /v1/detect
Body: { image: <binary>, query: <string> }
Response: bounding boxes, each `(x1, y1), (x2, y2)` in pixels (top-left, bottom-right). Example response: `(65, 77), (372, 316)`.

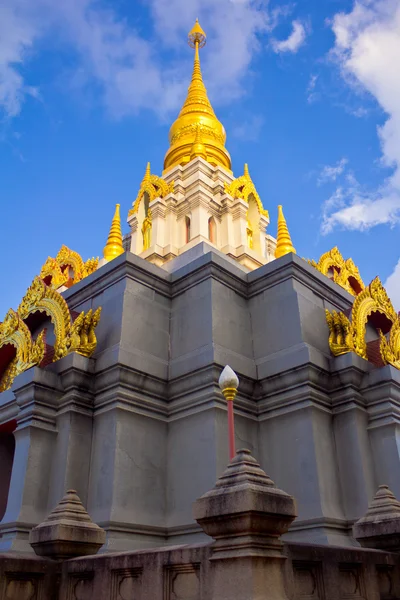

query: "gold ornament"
(40, 245), (98, 290)
(0, 309), (45, 392)
(380, 317), (400, 369)
(129, 163), (174, 217)
(142, 210), (152, 251)
(325, 310), (354, 356)
(190, 125), (208, 161)
(225, 164), (269, 219)
(325, 277), (396, 362)
(164, 19), (231, 172)
(275, 205), (295, 258)
(103, 204), (124, 262)
(18, 277), (71, 359)
(57, 307), (102, 359)
(308, 247), (364, 296)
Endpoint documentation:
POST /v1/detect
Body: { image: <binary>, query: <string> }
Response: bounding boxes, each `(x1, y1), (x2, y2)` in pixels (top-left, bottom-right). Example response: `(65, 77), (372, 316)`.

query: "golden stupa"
(163, 19), (231, 172)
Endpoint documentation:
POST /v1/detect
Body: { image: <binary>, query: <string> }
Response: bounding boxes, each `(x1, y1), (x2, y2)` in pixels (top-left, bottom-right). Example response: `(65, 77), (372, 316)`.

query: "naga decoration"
(326, 277), (400, 367)
(224, 164), (269, 220)
(309, 247), (364, 297)
(129, 162), (174, 217)
(380, 319), (400, 370)
(0, 278), (102, 392)
(40, 245), (98, 290)
(0, 310), (45, 392)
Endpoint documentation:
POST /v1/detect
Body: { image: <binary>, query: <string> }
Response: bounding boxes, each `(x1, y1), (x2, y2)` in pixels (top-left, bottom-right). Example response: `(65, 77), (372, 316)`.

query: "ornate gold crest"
(224, 164), (269, 219)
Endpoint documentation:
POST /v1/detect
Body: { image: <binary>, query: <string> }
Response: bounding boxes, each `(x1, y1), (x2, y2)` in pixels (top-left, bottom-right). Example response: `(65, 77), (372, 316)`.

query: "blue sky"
(1, 0), (400, 317)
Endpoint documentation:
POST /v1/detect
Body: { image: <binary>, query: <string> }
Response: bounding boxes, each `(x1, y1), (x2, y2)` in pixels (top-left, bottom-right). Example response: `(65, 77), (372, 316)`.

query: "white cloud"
(307, 73), (318, 103)
(322, 0), (400, 233)
(232, 114), (264, 141)
(271, 20), (307, 53)
(385, 258), (400, 311)
(318, 157), (348, 185)
(0, 0), (294, 121)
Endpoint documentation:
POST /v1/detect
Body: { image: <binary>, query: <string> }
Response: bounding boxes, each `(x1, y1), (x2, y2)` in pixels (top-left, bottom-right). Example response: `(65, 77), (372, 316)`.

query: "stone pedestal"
(193, 449), (297, 600)
(30, 489), (106, 559)
(353, 485), (400, 551)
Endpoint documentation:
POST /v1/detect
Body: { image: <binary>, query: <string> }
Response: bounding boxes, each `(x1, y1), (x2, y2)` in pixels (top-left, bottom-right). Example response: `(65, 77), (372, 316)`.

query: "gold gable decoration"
(129, 163), (174, 217)
(40, 245), (98, 290)
(0, 310), (45, 392)
(308, 247), (364, 297)
(0, 278), (102, 392)
(224, 164), (269, 219)
(325, 277), (400, 368)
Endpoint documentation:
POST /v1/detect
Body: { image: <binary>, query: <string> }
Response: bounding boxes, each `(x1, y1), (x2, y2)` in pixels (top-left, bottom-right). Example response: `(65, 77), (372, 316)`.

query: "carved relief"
(164, 565), (200, 600)
(111, 568), (142, 600)
(292, 561), (323, 599)
(339, 564), (366, 599)
(5, 579), (36, 600)
(377, 566), (393, 599)
(67, 574), (94, 600)
(224, 164), (269, 219)
(40, 245), (98, 290)
(308, 247), (364, 297)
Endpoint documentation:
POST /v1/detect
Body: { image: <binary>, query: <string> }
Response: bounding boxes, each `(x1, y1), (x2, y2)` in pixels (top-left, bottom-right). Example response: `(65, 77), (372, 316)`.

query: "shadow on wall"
(0, 422), (16, 521)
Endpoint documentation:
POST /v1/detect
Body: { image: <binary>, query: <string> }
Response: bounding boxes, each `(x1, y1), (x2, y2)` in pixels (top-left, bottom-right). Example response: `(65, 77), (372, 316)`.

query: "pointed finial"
(275, 205), (296, 259)
(244, 163), (250, 177)
(188, 18), (206, 48)
(144, 162), (151, 180)
(190, 125), (207, 161)
(103, 204), (124, 262)
(164, 18), (231, 172)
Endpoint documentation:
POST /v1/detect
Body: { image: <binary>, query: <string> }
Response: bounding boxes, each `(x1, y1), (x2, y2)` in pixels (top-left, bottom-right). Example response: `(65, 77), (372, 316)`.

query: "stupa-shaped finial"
(163, 19), (231, 172)
(244, 163), (250, 177)
(275, 205), (296, 259)
(103, 204), (124, 262)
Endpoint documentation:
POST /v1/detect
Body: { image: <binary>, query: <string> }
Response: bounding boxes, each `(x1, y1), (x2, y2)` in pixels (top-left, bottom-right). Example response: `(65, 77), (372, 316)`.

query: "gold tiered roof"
(163, 19), (231, 172)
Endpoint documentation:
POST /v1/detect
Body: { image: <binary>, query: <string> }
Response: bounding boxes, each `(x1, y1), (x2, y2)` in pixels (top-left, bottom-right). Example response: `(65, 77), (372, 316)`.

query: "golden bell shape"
(103, 204), (124, 262)
(163, 19), (231, 173)
(275, 205), (296, 259)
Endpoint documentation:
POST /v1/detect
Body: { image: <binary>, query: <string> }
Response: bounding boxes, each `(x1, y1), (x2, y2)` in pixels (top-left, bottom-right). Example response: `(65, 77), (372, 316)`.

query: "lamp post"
(218, 365), (239, 461)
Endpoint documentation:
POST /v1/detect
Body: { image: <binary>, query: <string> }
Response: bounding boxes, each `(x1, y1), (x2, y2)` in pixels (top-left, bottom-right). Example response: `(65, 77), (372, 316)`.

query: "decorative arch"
(0, 309), (45, 392)
(351, 277), (396, 358)
(129, 162), (174, 217)
(40, 246), (98, 290)
(325, 277), (397, 362)
(309, 247), (364, 297)
(224, 164), (269, 220)
(17, 278), (70, 359)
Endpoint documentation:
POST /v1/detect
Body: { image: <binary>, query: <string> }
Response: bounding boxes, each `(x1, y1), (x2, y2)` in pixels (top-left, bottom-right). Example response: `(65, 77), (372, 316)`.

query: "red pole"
(227, 398), (236, 461)
(222, 387), (237, 461)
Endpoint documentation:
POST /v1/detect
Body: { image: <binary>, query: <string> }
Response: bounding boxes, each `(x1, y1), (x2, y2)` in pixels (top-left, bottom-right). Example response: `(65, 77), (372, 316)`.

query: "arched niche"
(0, 421), (16, 521)
(185, 216), (191, 244)
(208, 216), (217, 244)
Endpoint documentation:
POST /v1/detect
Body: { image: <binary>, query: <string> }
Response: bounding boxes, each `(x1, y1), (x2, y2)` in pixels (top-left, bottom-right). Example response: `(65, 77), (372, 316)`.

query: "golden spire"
(275, 205), (296, 259)
(190, 125), (207, 161)
(103, 204), (124, 262)
(163, 19), (231, 173)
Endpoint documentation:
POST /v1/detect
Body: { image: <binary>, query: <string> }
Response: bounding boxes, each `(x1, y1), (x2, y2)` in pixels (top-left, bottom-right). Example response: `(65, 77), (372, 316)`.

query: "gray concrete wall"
(1, 247), (399, 552)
